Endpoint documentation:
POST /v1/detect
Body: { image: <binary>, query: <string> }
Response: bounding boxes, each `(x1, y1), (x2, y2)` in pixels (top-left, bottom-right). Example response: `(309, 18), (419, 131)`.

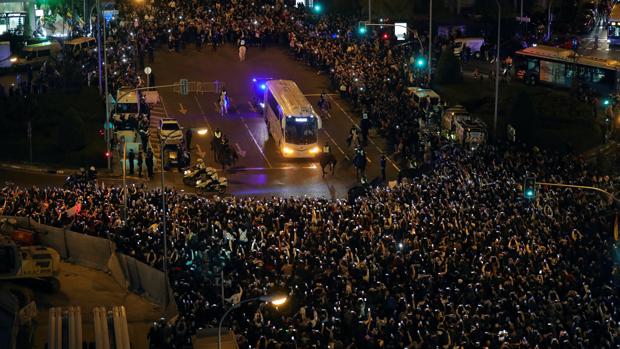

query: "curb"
(0, 163), (70, 175)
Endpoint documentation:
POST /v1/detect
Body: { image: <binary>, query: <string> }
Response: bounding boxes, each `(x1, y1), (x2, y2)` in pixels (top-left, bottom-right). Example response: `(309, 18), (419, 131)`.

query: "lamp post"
(428, 0), (433, 83)
(218, 295), (288, 349)
(493, 0), (501, 141)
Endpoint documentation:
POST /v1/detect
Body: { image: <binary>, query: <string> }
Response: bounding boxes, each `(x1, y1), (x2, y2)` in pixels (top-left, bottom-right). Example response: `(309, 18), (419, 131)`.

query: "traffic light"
(415, 56), (426, 68)
(358, 21), (367, 35)
(313, 3), (322, 13)
(382, 33), (389, 40)
(603, 98), (611, 106)
(105, 151), (111, 158)
(523, 176), (536, 199)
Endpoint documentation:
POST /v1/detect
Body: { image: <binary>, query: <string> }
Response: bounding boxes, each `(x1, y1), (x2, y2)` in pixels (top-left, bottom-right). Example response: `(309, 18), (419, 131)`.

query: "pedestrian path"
(149, 102), (167, 173)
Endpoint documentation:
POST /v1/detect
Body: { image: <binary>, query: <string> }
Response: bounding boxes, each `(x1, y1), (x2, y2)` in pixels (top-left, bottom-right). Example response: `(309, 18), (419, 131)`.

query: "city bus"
(264, 80), (322, 158)
(608, 3), (620, 45)
(514, 45), (620, 95)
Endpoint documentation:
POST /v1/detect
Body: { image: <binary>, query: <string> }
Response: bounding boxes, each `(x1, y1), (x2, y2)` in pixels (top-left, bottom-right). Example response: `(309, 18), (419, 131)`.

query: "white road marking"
(234, 143), (247, 157)
(329, 95), (400, 171)
(241, 119), (273, 168)
(322, 129), (350, 161)
(217, 165), (318, 171)
(194, 95), (213, 130)
(196, 144), (207, 159)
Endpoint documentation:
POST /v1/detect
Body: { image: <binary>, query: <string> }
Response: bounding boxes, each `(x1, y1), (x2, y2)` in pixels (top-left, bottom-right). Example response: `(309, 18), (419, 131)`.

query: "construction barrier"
(0, 216), (177, 315)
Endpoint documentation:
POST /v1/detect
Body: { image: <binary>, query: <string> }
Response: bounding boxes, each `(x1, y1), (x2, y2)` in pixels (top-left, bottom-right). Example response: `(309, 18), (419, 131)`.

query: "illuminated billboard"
(395, 22), (407, 41)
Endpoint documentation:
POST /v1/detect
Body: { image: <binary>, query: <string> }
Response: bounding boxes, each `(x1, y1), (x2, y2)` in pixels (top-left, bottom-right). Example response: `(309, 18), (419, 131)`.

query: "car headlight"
(184, 170), (190, 175)
(196, 180), (202, 184)
(309, 146), (320, 154)
(10, 57), (17, 63)
(282, 146), (294, 155)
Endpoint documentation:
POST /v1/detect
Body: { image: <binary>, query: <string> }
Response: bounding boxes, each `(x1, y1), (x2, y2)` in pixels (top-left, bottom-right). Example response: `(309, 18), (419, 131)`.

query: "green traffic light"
(525, 189), (534, 198)
(603, 99), (610, 106)
(313, 4), (322, 13)
(358, 27), (367, 35)
(415, 57), (426, 68)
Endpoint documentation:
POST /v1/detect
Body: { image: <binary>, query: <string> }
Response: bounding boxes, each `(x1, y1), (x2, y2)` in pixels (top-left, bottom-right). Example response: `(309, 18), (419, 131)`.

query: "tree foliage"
(434, 46), (462, 84)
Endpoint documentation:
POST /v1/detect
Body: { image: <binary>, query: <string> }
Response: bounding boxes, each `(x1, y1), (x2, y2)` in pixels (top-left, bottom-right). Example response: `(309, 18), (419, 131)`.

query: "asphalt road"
(145, 44), (398, 198)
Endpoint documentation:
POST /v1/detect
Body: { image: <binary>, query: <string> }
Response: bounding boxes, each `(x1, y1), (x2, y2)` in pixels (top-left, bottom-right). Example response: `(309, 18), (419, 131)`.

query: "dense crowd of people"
(1, 143), (619, 348)
(1, 1), (619, 348)
(95, 0), (438, 160)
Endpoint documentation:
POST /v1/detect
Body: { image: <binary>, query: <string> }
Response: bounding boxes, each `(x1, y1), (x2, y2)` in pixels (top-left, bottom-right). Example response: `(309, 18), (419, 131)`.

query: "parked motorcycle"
(195, 174), (228, 194)
(64, 166), (97, 188)
(182, 160), (207, 186)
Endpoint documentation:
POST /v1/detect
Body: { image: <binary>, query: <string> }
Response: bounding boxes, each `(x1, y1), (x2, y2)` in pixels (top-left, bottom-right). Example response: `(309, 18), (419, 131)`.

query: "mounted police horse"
(319, 153), (337, 177)
(217, 144), (238, 169)
(353, 152), (367, 180)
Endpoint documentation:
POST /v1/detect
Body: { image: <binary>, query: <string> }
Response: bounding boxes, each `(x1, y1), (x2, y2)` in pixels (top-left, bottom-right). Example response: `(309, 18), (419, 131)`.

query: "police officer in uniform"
(212, 128), (223, 159)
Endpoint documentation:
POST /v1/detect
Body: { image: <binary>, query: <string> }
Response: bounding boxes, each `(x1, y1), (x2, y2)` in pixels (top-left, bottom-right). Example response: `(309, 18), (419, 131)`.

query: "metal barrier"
(172, 81), (224, 94)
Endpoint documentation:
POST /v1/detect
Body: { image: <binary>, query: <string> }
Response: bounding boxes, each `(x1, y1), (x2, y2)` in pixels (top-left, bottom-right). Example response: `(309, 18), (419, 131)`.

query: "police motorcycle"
(64, 166), (97, 188)
(182, 159), (208, 186)
(195, 169), (228, 194)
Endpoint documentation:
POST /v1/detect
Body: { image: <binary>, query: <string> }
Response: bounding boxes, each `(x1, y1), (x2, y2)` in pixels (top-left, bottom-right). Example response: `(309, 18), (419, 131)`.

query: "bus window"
(267, 92), (280, 119)
(285, 117), (317, 145)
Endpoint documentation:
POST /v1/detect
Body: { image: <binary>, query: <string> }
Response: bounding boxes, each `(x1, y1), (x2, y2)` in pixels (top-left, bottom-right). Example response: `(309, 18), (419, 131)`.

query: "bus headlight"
(282, 146), (294, 155)
(9, 57), (17, 63)
(309, 146), (320, 154)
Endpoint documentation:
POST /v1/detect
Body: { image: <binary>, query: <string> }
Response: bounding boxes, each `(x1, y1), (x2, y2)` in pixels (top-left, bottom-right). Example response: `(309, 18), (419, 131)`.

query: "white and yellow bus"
(264, 80), (322, 158)
(608, 3), (620, 45)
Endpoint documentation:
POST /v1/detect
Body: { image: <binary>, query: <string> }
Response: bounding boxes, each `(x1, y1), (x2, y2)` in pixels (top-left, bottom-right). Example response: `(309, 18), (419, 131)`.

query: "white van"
(10, 41), (61, 66)
(65, 37), (96, 55)
(113, 88), (140, 122)
(407, 87), (441, 111)
(455, 117), (487, 147)
(453, 37), (485, 57)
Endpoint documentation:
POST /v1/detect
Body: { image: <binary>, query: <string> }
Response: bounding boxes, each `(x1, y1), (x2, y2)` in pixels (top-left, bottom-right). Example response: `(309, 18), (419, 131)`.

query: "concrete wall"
(0, 216), (177, 315)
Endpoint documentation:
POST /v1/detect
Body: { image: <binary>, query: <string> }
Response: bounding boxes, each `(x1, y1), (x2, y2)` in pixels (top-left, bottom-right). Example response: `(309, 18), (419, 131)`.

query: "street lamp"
(218, 294), (288, 349)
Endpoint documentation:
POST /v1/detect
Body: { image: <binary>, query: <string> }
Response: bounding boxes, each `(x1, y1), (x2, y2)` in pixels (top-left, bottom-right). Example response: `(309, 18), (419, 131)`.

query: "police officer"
(213, 128), (222, 141)
(322, 142), (331, 155)
(380, 154), (387, 181)
(360, 110), (370, 145)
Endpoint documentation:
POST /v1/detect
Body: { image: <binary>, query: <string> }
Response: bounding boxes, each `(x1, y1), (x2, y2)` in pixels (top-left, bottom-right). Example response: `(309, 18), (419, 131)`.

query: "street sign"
(144, 66), (152, 75)
(516, 16), (531, 23)
(179, 79), (189, 95)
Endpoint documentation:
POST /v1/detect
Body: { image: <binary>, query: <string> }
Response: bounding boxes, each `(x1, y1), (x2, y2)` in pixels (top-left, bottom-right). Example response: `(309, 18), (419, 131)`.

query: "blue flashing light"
(331, 33), (338, 39)
(252, 78), (257, 82)
(260, 84), (267, 90)
(259, 102), (265, 109)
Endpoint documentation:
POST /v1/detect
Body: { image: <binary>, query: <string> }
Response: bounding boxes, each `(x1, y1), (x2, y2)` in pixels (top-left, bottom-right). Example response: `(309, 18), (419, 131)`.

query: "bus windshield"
(285, 117), (317, 145)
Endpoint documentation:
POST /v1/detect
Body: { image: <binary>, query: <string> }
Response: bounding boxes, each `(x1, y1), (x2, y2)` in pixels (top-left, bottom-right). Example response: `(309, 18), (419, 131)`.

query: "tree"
(434, 46), (462, 84)
(56, 108), (87, 152)
(509, 90), (538, 142)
